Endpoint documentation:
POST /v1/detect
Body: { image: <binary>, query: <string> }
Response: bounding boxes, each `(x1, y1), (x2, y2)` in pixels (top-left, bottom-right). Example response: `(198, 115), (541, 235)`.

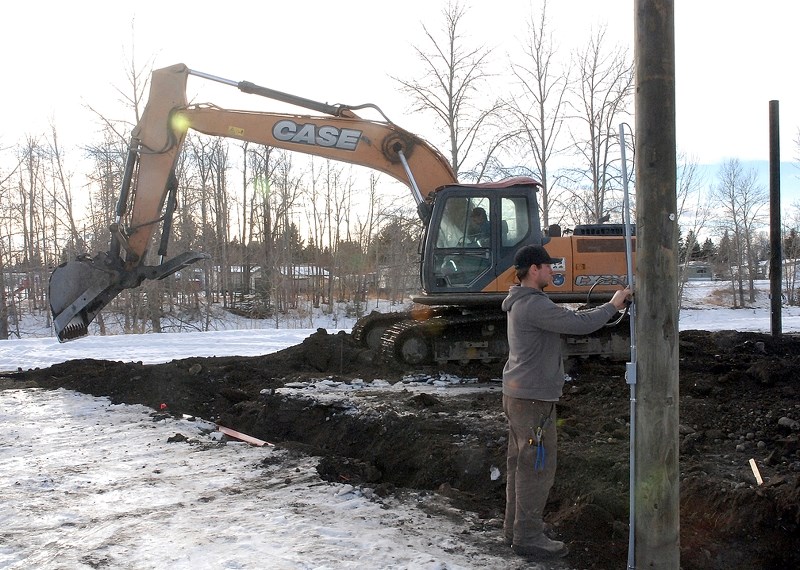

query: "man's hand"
(610, 288), (633, 310)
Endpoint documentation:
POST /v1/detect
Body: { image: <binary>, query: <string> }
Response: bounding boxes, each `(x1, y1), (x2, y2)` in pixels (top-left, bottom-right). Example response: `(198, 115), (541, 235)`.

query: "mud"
(4, 328), (799, 569)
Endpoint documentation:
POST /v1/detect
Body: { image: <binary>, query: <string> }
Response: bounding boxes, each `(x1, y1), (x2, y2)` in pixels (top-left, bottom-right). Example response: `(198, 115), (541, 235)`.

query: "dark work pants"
(503, 395), (558, 547)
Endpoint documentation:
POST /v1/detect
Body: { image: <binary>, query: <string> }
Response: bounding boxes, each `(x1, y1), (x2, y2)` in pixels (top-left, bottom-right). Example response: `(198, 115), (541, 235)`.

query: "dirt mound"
(4, 328), (800, 569)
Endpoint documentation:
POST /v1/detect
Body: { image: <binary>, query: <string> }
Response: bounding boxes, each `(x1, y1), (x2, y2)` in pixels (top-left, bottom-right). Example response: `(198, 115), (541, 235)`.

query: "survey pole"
(633, 1), (680, 568)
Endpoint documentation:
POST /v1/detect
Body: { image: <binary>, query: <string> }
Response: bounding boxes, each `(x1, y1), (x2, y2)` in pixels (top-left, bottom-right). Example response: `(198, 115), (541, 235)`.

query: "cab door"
(424, 191), (494, 292)
(420, 182), (541, 295)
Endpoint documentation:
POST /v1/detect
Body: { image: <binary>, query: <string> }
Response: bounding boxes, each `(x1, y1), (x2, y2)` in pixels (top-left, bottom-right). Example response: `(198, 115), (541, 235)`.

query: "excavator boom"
(50, 63), (456, 341)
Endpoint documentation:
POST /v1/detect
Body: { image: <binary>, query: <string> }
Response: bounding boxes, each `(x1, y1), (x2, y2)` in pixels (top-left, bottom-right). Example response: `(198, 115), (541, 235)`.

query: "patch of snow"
(0, 388), (510, 570)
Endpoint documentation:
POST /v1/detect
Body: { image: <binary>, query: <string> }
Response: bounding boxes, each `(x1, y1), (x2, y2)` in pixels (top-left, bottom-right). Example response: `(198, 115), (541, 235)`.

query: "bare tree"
(208, 138), (232, 308)
(0, 238), (8, 339)
(566, 26), (634, 225)
(507, 0), (570, 226)
(789, 131), (800, 304)
(304, 158), (341, 312)
(372, 212), (421, 304)
(394, 1), (505, 180)
(268, 151), (303, 316)
(676, 153), (711, 302)
(246, 143), (281, 313)
(235, 142), (253, 297)
(46, 125), (83, 264)
(0, 148), (20, 339)
(85, 26), (153, 141)
(17, 137), (47, 312)
(795, 127), (800, 164)
(350, 173), (382, 315)
(710, 159), (768, 306)
(782, 202), (800, 305)
(320, 160), (353, 305)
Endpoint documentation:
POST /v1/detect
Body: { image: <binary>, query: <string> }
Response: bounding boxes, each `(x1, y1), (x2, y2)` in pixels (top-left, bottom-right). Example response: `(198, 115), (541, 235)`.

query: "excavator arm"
(49, 63), (457, 341)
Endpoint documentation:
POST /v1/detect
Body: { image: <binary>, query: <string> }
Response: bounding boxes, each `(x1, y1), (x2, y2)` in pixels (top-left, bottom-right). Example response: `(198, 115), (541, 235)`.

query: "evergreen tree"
(684, 230), (701, 261)
(718, 231), (732, 265)
(700, 237), (717, 261)
(783, 228), (799, 260)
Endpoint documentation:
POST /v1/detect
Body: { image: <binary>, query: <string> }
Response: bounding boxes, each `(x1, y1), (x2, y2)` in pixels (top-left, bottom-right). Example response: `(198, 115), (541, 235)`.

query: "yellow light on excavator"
(170, 111), (191, 134)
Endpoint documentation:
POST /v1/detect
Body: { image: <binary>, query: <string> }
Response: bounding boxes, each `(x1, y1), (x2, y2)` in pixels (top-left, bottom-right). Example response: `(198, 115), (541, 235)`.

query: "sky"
(2, 281), (800, 569)
(2, 1), (799, 202)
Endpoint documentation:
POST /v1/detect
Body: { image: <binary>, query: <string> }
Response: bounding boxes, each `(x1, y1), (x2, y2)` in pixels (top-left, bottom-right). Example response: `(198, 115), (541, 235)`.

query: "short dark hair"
(515, 263), (541, 281)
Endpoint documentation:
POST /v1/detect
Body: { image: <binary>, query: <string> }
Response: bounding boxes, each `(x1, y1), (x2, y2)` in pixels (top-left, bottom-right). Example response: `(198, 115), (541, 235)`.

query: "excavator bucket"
(49, 256), (122, 342)
(49, 250), (210, 342)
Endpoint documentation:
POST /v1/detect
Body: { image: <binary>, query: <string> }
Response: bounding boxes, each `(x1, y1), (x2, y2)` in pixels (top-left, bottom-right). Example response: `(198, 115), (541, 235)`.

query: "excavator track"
(351, 310), (411, 350)
(374, 307), (632, 367)
(379, 310), (508, 366)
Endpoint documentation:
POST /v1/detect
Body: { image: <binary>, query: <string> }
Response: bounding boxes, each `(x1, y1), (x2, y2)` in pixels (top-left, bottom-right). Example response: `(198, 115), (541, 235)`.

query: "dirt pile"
(4, 328), (799, 569)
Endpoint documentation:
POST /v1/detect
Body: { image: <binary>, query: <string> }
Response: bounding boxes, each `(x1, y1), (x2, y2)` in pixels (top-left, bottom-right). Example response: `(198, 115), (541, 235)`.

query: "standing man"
(502, 244), (631, 559)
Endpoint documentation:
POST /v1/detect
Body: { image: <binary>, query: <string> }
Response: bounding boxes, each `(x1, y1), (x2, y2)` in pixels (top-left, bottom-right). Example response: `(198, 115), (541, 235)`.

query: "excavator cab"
(419, 178), (543, 301)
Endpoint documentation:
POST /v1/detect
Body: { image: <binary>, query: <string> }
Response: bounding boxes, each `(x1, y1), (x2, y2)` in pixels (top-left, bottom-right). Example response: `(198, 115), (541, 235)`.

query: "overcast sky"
(2, 1), (799, 197)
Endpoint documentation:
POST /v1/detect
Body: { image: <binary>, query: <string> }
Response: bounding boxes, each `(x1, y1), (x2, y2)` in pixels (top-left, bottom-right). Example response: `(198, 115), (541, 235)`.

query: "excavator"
(49, 63), (633, 365)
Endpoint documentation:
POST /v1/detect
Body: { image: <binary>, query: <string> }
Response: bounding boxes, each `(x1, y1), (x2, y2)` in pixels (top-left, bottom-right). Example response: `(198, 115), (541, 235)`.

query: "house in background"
(250, 264), (330, 300)
(683, 261), (714, 281)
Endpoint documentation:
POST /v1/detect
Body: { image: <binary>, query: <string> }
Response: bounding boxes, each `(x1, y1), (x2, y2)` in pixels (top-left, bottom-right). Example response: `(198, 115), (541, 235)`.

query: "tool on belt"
(529, 407), (554, 471)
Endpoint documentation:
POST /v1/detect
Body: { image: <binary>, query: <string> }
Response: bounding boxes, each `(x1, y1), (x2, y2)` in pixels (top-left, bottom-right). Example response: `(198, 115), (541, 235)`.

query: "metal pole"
(619, 123), (638, 570)
(769, 101), (782, 336)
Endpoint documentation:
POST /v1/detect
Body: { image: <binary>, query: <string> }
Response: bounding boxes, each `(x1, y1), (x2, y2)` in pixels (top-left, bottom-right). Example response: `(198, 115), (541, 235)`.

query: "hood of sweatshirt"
(501, 285), (546, 312)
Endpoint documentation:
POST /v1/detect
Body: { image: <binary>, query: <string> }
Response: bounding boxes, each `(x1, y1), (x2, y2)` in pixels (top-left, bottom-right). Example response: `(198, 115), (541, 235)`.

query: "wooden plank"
(217, 425), (273, 447)
(749, 458), (764, 485)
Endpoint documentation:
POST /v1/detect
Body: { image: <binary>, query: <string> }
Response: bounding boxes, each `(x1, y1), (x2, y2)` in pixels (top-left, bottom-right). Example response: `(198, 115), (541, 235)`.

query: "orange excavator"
(49, 63), (632, 364)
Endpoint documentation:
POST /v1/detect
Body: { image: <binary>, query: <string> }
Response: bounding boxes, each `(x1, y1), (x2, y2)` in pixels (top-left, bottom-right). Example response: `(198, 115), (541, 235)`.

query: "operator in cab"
(467, 207), (490, 246)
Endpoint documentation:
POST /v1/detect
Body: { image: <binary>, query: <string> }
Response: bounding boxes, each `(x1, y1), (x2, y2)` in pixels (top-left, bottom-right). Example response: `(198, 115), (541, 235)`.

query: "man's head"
(513, 245), (559, 288)
(471, 207), (487, 224)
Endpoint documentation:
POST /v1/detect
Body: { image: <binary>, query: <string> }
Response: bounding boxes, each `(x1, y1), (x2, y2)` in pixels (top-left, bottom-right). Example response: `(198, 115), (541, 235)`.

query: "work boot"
(512, 534), (568, 559)
(504, 523), (551, 546)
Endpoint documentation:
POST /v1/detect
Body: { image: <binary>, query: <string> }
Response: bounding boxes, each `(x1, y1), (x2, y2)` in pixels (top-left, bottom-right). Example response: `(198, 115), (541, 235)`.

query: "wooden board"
(217, 425), (273, 447)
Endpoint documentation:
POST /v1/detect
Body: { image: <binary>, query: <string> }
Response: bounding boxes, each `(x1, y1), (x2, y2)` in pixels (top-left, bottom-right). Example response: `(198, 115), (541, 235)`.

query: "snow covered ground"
(1, 281), (798, 569)
(1, 389), (506, 570)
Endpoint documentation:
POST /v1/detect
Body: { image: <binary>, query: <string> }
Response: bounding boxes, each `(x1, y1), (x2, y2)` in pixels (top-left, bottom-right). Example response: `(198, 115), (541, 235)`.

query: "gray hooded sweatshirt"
(501, 285), (619, 401)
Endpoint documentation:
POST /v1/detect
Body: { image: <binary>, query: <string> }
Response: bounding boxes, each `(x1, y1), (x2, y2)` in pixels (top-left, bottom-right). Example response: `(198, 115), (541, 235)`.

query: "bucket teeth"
(56, 318), (89, 342)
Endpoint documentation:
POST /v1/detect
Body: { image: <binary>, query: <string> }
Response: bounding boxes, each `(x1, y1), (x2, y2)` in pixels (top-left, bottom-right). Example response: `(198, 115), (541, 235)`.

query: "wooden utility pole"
(633, 1), (680, 568)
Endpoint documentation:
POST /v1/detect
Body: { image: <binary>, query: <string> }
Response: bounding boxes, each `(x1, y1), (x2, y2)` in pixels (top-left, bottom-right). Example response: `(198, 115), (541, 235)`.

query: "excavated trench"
(4, 328), (800, 569)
